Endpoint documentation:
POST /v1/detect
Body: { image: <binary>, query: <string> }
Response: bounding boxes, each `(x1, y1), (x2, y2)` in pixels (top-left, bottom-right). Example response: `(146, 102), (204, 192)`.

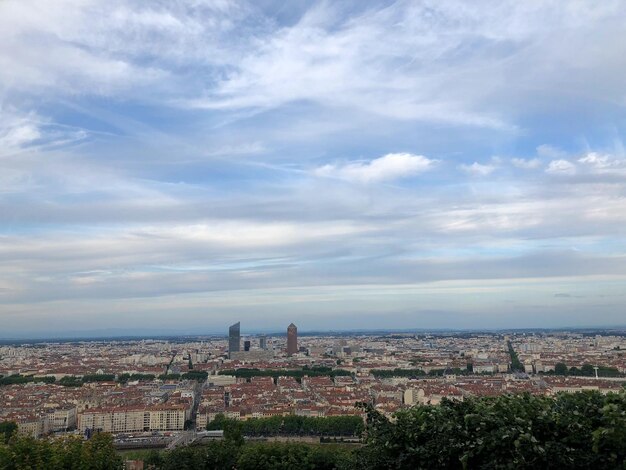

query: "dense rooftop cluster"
(1, 331), (625, 441)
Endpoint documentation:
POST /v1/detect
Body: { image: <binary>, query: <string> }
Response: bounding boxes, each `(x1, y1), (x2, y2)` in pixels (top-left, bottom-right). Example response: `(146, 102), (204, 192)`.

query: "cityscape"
(1, 0), (626, 468)
(1, 326), (625, 445)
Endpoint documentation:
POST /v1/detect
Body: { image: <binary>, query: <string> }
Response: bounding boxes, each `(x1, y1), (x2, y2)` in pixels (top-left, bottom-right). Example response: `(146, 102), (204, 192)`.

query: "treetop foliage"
(1, 391), (624, 469)
(218, 367), (352, 381)
(357, 390), (626, 469)
(0, 433), (122, 470)
(207, 414), (364, 437)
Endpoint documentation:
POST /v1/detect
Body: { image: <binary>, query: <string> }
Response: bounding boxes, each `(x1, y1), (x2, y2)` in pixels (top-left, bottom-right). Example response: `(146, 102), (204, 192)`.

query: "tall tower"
(228, 322), (240, 358)
(287, 323), (298, 356)
(259, 335), (267, 350)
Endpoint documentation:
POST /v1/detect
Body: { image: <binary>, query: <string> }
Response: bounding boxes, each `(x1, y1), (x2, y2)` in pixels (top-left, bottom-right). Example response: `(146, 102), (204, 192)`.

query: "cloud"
(511, 158), (542, 169)
(0, 109), (90, 159)
(458, 162), (496, 176)
(578, 152), (626, 172)
(1, 0), (626, 133)
(1, 1), (626, 331)
(313, 152), (435, 183)
(0, 110), (42, 154)
(0, 120), (40, 151)
(546, 159), (576, 175)
(536, 145), (566, 159)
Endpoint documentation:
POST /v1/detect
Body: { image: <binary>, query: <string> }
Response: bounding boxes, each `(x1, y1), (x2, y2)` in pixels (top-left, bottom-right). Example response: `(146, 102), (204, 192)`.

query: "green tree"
(235, 442), (355, 470)
(83, 432), (123, 469)
(554, 362), (568, 375)
(143, 449), (165, 469)
(507, 341), (524, 372)
(223, 419), (245, 447)
(49, 436), (88, 469)
(0, 422), (17, 444)
(356, 391), (626, 470)
(59, 376), (83, 387)
(161, 446), (204, 470)
(580, 364), (595, 376)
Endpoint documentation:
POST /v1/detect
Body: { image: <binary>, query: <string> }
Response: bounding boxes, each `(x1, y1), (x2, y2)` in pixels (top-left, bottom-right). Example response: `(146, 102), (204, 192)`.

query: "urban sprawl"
(1, 326), (625, 448)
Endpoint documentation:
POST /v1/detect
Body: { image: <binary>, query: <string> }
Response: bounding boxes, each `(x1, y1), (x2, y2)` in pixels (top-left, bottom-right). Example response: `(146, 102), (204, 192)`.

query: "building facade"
(78, 406), (187, 433)
(287, 323), (298, 356)
(228, 322), (240, 358)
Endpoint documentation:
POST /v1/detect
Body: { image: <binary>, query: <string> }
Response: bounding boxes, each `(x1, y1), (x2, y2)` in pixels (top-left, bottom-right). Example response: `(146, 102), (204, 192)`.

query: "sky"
(1, 0), (626, 337)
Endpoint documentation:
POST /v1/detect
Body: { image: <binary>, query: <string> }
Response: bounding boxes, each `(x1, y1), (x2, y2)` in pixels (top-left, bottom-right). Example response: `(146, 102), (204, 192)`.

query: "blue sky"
(1, 0), (626, 336)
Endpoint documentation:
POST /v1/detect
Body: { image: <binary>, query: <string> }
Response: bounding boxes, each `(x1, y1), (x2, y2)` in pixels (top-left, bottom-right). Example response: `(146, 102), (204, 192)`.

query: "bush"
(0, 433), (122, 469)
(356, 391), (626, 469)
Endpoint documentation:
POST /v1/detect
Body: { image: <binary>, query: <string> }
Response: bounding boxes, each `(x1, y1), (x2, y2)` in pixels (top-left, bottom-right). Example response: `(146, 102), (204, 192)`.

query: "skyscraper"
(228, 322), (240, 358)
(259, 335), (267, 350)
(287, 323), (298, 356)
(244, 340), (251, 352)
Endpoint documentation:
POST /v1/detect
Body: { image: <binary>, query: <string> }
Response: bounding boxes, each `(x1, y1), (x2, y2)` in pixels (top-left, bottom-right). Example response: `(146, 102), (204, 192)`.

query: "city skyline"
(2, 0), (626, 335)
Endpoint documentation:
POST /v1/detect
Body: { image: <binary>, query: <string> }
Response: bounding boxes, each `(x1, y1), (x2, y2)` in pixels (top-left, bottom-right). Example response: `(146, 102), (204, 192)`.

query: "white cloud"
(182, 1), (626, 131)
(511, 158), (542, 169)
(0, 111), (41, 154)
(458, 162), (496, 176)
(0, 0), (239, 96)
(1, 0), (625, 133)
(536, 144), (566, 159)
(578, 152), (624, 169)
(546, 159), (576, 175)
(2, 1), (626, 330)
(0, 109), (90, 159)
(314, 152), (435, 183)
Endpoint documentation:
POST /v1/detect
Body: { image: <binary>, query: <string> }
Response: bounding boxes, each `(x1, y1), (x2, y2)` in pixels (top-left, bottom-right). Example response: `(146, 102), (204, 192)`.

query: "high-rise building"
(287, 323), (298, 356)
(244, 340), (251, 352)
(228, 322), (240, 358)
(259, 335), (267, 350)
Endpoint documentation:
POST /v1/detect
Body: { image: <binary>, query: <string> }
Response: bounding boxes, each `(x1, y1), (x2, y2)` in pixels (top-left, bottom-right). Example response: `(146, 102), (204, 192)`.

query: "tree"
(83, 432), (123, 469)
(0, 422), (17, 444)
(223, 419), (245, 447)
(236, 443), (355, 470)
(508, 341), (524, 372)
(356, 391), (626, 470)
(143, 449), (165, 469)
(59, 376), (83, 387)
(161, 446), (204, 470)
(554, 362), (568, 375)
(580, 364), (595, 376)
(0, 432), (123, 469)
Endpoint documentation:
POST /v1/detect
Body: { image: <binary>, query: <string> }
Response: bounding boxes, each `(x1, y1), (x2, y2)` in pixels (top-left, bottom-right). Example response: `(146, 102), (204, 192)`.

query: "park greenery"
(218, 366), (352, 382)
(117, 373), (156, 383)
(136, 441), (356, 470)
(507, 341), (524, 372)
(548, 362), (622, 377)
(1, 391), (625, 469)
(0, 371), (207, 388)
(370, 367), (471, 378)
(0, 433), (122, 469)
(206, 414), (364, 437)
(157, 373), (181, 381)
(0, 375), (56, 386)
(57, 374), (117, 387)
(181, 370), (209, 381)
